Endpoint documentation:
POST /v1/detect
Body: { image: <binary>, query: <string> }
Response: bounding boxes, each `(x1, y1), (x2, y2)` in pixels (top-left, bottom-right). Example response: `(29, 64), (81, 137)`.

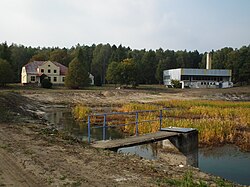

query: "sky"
(0, 0), (249, 52)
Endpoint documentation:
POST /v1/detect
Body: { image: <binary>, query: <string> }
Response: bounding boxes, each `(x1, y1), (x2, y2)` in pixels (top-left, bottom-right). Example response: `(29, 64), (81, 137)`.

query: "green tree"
(10, 44), (36, 82)
(0, 42), (11, 62)
(106, 59), (137, 87)
(0, 59), (14, 86)
(29, 49), (50, 62)
(141, 50), (157, 84)
(49, 48), (71, 66)
(156, 58), (170, 84)
(239, 62), (250, 84)
(65, 49), (90, 89)
(91, 44), (111, 85)
(106, 61), (119, 84)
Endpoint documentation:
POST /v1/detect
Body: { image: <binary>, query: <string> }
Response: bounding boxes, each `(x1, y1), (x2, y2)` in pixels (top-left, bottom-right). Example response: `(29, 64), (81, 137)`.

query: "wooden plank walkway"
(91, 131), (179, 150)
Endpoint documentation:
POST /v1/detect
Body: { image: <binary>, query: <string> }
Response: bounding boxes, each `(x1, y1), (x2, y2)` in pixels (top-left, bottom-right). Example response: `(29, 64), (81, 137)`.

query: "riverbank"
(1, 86), (250, 186)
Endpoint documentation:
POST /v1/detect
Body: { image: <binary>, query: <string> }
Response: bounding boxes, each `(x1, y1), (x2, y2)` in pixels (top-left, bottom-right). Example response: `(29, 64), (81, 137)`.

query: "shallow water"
(46, 109), (250, 185)
(45, 109), (124, 141)
(199, 145), (250, 186)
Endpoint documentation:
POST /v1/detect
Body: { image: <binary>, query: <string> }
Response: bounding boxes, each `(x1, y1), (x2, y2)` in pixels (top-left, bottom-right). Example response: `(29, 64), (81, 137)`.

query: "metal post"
(159, 110), (163, 130)
(135, 112), (139, 136)
(87, 115), (91, 143)
(103, 114), (107, 141)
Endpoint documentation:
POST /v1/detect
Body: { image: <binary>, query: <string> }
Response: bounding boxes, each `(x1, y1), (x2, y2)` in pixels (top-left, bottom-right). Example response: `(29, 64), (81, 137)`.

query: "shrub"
(41, 78), (52, 89)
(171, 79), (182, 88)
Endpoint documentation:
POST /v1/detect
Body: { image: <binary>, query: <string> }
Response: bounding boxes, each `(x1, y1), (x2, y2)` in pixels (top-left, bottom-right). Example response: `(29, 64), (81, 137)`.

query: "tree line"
(0, 42), (250, 87)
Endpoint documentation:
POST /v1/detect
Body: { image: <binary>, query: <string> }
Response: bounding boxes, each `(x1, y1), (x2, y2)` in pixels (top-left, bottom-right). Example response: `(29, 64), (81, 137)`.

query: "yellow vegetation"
(72, 104), (91, 120)
(119, 100), (250, 150)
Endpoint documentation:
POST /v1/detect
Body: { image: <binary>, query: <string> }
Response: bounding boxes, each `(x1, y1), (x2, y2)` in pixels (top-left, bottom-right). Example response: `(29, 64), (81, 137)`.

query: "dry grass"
(118, 100), (250, 150)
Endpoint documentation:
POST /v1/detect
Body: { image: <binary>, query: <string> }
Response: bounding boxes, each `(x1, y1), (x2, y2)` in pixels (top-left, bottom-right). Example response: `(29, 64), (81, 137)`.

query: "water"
(199, 145), (250, 186)
(118, 144), (250, 185)
(45, 109), (124, 141)
(118, 143), (159, 160)
(46, 109), (250, 185)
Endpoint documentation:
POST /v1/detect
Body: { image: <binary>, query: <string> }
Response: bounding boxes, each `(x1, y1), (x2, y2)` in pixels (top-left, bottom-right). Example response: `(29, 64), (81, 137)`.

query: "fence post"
(159, 110), (163, 130)
(103, 114), (107, 141)
(88, 115), (91, 143)
(135, 112), (139, 136)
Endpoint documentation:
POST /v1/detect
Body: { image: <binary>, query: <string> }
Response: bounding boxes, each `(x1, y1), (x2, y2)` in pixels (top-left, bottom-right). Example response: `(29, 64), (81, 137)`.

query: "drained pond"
(45, 109), (250, 186)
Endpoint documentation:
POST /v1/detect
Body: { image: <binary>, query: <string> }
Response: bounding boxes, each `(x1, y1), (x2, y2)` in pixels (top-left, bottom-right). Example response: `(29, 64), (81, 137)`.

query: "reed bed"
(119, 100), (250, 150)
(72, 104), (91, 120)
(72, 101), (250, 150)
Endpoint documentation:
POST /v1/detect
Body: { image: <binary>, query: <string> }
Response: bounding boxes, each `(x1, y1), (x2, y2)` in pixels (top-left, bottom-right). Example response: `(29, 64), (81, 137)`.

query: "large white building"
(21, 61), (94, 85)
(163, 53), (233, 88)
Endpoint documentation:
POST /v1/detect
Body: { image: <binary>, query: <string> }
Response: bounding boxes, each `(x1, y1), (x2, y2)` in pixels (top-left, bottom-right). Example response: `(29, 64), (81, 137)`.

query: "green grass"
(156, 171), (232, 187)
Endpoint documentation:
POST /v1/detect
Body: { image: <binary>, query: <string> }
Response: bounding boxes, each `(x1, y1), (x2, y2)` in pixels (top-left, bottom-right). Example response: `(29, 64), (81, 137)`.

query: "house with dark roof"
(21, 61), (94, 85)
(21, 61), (68, 85)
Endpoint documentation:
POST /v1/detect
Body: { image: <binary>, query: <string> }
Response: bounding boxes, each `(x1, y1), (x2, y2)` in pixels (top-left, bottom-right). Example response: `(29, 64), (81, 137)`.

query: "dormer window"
(41, 69), (44, 73)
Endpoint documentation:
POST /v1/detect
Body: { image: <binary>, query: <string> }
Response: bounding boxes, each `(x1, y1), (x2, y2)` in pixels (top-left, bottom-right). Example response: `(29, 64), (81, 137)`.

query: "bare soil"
(1, 86), (249, 186)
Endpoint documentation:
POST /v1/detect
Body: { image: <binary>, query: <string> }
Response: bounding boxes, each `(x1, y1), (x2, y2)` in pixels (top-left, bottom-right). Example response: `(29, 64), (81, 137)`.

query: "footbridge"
(86, 109), (198, 166)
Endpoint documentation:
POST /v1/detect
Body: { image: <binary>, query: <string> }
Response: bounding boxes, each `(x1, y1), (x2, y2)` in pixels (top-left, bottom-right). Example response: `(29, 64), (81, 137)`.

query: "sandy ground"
(1, 86), (249, 186)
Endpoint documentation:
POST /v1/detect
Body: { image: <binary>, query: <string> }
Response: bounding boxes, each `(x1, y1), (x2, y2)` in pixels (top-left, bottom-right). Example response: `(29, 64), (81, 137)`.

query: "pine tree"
(65, 49), (90, 89)
(0, 59), (14, 86)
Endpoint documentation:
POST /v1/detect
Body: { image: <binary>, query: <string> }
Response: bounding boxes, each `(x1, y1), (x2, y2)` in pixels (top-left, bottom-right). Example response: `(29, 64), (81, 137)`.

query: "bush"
(41, 78), (52, 89)
(171, 79), (182, 88)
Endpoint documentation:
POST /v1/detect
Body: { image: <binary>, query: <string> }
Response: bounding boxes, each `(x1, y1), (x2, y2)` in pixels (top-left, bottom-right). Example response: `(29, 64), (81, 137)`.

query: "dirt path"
(0, 122), (226, 187)
(0, 148), (43, 187)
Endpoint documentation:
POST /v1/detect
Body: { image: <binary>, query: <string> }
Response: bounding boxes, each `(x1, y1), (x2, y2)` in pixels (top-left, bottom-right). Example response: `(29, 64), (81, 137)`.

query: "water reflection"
(199, 145), (250, 186)
(45, 109), (124, 141)
(118, 141), (198, 167)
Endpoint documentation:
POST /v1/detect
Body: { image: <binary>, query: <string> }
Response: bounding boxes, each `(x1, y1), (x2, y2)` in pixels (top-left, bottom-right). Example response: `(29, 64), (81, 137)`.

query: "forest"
(0, 42), (249, 86)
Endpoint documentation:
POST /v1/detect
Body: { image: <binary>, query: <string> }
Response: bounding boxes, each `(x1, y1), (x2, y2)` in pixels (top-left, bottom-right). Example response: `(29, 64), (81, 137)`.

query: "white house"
(163, 53), (233, 89)
(21, 61), (94, 85)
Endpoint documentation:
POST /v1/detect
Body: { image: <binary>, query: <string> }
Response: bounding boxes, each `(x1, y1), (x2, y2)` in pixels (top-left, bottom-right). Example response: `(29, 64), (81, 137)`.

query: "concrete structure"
(163, 53), (233, 88)
(21, 61), (94, 85)
(92, 128), (198, 167)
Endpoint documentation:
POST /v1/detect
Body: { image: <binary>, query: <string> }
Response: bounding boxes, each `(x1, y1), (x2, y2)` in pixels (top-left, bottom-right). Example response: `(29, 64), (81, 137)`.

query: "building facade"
(163, 68), (233, 88)
(22, 61), (67, 85)
(21, 61), (94, 85)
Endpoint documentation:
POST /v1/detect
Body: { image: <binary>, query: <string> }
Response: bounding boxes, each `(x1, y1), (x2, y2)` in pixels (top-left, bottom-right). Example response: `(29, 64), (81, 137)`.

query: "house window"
(48, 65), (50, 67)
(53, 77), (57, 82)
(48, 69), (51, 73)
(62, 77), (65, 82)
(48, 77), (51, 82)
(31, 76), (35, 82)
(54, 70), (57, 73)
(41, 69), (44, 73)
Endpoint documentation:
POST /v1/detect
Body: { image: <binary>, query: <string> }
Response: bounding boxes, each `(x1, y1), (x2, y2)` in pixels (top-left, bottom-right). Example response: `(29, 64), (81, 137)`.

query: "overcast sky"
(0, 0), (249, 52)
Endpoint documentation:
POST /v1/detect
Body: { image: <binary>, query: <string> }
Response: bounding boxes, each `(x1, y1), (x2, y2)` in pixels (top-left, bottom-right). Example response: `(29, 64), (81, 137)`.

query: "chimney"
(206, 52), (212, 69)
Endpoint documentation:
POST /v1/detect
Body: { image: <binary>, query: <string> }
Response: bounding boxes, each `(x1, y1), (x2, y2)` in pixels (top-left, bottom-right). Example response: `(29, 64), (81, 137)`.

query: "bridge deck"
(91, 131), (179, 150)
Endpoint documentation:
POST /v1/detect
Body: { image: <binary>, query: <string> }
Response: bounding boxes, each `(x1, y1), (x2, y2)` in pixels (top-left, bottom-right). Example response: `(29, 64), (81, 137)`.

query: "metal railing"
(87, 109), (167, 143)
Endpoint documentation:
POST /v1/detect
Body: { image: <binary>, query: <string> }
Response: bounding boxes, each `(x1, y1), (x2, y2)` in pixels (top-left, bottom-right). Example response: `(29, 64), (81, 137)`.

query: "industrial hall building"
(163, 53), (233, 89)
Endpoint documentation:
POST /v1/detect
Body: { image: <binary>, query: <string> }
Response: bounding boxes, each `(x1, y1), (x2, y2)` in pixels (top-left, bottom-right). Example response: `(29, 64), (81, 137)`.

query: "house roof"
(24, 61), (68, 75)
